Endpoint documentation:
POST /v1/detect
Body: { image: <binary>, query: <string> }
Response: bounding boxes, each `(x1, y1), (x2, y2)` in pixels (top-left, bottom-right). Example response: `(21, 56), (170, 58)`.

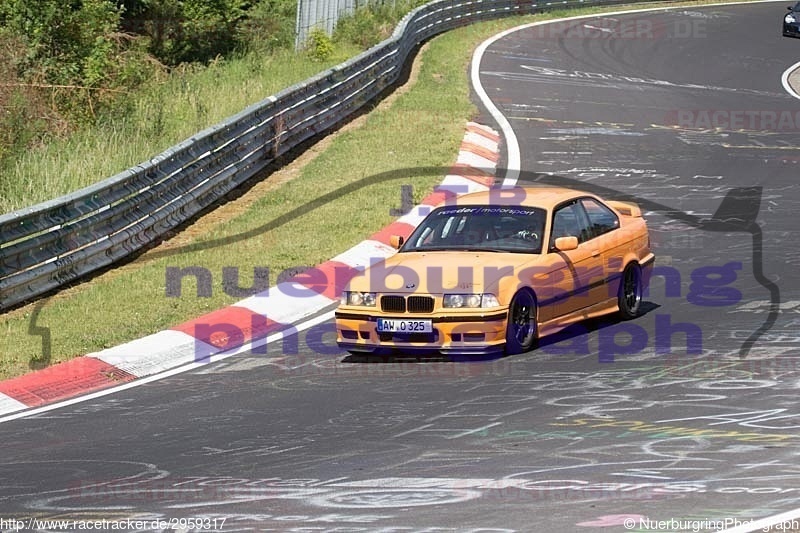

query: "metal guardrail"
(0, 0), (660, 310)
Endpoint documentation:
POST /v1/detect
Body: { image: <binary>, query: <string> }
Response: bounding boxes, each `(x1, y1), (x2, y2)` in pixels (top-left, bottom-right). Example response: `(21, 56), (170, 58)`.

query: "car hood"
(347, 250), (549, 295)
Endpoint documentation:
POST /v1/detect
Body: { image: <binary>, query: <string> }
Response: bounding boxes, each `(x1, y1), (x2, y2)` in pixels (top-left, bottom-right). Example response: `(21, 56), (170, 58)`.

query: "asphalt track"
(2, 3), (800, 532)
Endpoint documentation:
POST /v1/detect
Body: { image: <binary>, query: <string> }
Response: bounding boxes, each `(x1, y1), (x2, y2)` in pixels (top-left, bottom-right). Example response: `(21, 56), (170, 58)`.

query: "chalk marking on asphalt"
(470, 0), (790, 188)
(472, 6), (800, 525)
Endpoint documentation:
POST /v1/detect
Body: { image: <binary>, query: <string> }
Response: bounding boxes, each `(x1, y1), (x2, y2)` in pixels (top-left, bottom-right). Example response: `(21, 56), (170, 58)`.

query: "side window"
(551, 205), (576, 243)
(550, 202), (591, 247)
(580, 198), (620, 239)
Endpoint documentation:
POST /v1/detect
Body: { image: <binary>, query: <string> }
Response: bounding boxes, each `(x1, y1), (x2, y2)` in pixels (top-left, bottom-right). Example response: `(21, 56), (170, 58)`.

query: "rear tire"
(505, 290), (538, 355)
(618, 263), (643, 320)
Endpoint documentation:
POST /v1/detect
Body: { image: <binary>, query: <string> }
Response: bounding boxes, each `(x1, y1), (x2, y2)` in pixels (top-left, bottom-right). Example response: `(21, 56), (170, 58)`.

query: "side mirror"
(554, 236), (579, 251)
(789, 6), (793, 9)
(389, 235), (405, 249)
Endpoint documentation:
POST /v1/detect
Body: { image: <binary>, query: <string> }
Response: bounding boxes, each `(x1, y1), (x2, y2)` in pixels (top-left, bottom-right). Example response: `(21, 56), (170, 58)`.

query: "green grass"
(0, 0), (765, 379)
(0, 46), (363, 214)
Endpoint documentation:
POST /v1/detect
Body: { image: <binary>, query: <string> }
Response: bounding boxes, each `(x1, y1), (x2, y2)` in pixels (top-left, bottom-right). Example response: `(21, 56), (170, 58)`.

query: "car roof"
(441, 186), (594, 209)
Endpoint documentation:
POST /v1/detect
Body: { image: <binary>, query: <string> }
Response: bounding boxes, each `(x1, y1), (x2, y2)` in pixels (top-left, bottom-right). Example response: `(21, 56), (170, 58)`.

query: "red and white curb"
(0, 122), (500, 416)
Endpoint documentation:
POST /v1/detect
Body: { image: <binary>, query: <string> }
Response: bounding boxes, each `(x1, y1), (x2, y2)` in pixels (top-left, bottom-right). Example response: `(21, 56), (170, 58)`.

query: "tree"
(117, 0), (248, 65)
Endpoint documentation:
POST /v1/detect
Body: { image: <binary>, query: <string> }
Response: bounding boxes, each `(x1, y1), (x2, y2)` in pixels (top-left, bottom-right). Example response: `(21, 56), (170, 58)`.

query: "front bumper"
(335, 309), (509, 355)
(784, 21), (800, 36)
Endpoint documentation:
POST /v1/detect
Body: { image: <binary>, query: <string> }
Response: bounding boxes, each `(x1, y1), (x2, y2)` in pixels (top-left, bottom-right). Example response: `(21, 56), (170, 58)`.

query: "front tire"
(618, 263), (643, 320)
(505, 290), (538, 355)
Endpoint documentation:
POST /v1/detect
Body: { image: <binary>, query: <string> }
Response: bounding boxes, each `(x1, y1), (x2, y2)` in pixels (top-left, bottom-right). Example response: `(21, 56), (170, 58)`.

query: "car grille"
(407, 296), (434, 313)
(380, 295), (435, 314)
(381, 296), (406, 313)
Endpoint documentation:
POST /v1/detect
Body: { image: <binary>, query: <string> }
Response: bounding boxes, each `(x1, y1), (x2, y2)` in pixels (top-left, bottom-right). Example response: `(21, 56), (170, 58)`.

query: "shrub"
(334, 7), (386, 48)
(0, 0), (162, 123)
(306, 28), (334, 61)
(236, 0), (297, 54)
(333, 0), (427, 48)
(0, 28), (65, 166)
(118, 0), (247, 66)
(0, 0), (122, 85)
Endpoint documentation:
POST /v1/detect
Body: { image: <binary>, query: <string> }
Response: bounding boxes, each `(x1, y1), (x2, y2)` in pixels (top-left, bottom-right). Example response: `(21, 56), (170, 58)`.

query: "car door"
(579, 197), (623, 306)
(546, 200), (607, 318)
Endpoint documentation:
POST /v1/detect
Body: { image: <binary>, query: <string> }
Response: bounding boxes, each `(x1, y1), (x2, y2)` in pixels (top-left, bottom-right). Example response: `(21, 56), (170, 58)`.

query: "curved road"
(2, 3), (800, 532)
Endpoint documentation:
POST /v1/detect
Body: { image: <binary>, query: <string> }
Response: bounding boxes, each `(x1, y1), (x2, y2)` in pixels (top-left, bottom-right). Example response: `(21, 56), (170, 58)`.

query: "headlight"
(443, 293), (500, 308)
(341, 291), (377, 306)
(481, 294), (500, 307)
(786, 13), (796, 23)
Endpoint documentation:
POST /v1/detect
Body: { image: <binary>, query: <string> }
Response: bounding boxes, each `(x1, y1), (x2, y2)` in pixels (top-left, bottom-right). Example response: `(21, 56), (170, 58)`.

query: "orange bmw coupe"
(335, 187), (655, 356)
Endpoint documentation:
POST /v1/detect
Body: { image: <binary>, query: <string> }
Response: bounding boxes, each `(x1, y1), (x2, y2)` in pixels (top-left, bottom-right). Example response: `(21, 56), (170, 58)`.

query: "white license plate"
(377, 318), (433, 333)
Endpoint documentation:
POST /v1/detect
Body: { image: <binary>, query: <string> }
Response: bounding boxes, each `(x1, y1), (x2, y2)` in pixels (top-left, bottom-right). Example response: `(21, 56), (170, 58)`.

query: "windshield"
(402, 205), (547, 254)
